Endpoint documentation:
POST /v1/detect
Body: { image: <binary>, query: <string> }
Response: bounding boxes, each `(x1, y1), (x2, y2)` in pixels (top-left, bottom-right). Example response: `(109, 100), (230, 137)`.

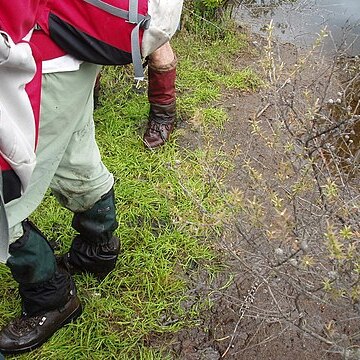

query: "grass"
(0, 17), (260, 360)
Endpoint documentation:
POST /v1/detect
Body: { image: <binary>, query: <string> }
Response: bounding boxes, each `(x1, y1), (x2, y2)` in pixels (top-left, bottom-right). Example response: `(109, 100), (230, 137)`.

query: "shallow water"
(234, 0), (360, 55)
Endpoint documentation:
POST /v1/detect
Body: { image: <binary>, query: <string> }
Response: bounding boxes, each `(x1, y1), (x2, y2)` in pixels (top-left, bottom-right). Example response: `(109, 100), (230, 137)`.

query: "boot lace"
(12, 315), (42, 336)
(148, 119), (171, 140)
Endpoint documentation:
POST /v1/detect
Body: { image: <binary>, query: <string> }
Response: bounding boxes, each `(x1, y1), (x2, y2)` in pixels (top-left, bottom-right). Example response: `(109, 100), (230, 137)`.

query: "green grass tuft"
(2, 18), (260, 360)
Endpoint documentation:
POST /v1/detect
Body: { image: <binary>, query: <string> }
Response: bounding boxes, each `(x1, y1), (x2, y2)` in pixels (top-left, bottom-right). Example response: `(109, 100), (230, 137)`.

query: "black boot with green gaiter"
(0, 221), (82, 354)
(59, 188), (120, 280)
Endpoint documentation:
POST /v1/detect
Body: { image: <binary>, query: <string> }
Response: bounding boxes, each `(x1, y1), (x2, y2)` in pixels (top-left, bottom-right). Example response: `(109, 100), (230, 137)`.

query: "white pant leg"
(6, 63), (113, 241)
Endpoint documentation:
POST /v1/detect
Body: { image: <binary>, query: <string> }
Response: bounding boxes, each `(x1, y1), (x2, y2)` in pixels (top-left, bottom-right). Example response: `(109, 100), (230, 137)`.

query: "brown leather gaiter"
(147, 56), (177, 105)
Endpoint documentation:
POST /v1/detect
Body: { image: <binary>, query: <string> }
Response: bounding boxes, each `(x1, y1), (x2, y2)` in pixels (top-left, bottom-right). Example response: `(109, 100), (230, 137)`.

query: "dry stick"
(311, 60), (337, 108)
(305, 117), (350, 148)
(235, 324), (291, 355)
(182, 6), (225, 32)
(220, 235), (340, 348)
(255, 78), (292, 120)
(175, 173), (209, 214)
(324, 144), (347, 187)
(256, 103), (271, 119)
(240, 317), (267, 351)
(242, 306), (292, 319)
(314, 139), (334, 180)
(294, 299), (339, 353)
(266, 282), (291, 321)
(295, 322), (334, 346)
(273, 249), (301, 268)
(221, 281), (262, 358)
(254, 259), (333, 307)
(349, 329), (360, 341)
(309, 154), (327, 208)
(228, 277), (301, 355)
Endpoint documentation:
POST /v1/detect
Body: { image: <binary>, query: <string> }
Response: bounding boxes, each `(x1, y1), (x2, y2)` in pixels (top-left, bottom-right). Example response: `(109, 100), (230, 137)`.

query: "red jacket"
(0, 0), (47, 43)
(0, 0), (46, 200)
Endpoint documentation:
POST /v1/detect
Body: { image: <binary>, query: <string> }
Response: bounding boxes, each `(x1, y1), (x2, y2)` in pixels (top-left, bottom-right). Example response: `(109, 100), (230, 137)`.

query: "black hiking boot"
(0, 289), (82, 354)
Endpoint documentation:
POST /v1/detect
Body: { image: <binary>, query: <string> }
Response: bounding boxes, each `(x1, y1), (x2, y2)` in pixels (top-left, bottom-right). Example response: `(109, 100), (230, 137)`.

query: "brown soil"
(151, 34), (360, 360)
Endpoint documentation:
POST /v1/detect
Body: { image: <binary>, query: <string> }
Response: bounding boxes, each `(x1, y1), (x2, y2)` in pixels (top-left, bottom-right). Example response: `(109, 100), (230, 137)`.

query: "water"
(233, 0), (360, 170)
(234, 0), (360, 56)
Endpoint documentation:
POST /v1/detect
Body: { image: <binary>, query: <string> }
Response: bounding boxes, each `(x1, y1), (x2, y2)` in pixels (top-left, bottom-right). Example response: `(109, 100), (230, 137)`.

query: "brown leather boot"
(143, 57), (177, 149)
(0, 262), (81, 354)
(144, 102), (176, 149)
(0, 286), (82, 354)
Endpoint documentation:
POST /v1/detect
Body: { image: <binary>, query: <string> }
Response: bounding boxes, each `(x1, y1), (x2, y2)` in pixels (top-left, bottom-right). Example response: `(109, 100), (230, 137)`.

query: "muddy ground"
(151, 33), (360, 360)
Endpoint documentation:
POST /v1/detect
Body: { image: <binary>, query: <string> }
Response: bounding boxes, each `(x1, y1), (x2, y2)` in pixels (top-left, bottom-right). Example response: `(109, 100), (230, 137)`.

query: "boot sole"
(0, 302), (83, 354)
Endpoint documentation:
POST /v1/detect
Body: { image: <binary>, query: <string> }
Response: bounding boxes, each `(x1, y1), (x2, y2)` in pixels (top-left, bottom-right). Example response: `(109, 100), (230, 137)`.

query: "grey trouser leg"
(6, 63), (114, 245)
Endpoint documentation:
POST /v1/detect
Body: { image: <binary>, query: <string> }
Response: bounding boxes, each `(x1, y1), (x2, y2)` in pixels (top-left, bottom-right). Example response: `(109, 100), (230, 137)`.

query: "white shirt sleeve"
(141, 0), (184, 57)
(42, 54), (83, 74)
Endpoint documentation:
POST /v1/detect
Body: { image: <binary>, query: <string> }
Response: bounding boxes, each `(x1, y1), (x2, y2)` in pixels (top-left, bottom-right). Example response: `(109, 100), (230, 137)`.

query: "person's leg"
(0, 63), (105, 354)
(0, 221), (81, 354)
(5, 64), (105, 229)
(0, 122), (80, 354)
(46, 63), (119, 279)
(143, 42), (177, 149)
(51, 126), (119, 279)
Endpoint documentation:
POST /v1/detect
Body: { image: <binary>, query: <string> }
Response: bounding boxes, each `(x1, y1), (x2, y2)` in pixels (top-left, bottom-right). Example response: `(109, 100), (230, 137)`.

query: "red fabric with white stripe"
(0, 0), (45, 171)
(0, 0), (47, 43)
(37, 0), (148, 55)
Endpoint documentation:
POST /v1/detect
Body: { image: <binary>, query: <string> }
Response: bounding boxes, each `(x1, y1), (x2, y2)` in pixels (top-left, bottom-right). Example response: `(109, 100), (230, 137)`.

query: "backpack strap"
(82, 0), (150, 80)
(83, 0), (148, 23)
(0, 175), (10, 263)
(131, 20), (145, 81)
(128, 0), (139, 24)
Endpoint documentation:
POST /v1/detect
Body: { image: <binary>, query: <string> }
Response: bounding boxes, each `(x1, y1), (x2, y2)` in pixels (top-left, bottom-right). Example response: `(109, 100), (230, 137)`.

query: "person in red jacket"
(0, 1), (88, 354)
(0, 0), (179, 354)
(0, 1), (119, 354)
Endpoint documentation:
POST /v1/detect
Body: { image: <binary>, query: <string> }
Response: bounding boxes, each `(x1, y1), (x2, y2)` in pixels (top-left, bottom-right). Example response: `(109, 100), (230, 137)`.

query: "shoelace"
(148, 120), (171, 140)
(12, 315), (42, 335)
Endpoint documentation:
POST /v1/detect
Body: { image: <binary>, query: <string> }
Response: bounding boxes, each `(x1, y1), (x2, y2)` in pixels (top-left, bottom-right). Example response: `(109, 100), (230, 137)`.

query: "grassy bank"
(0, 12), (260, 360)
